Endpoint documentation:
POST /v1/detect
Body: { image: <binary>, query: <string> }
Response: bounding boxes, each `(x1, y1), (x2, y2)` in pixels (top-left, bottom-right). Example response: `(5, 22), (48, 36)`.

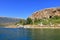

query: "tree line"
(15, 16), (60, 25)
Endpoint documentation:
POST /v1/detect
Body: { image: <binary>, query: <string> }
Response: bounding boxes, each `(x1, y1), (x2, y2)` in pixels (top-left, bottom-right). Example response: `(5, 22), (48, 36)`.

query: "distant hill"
(0, 17), (20, 25)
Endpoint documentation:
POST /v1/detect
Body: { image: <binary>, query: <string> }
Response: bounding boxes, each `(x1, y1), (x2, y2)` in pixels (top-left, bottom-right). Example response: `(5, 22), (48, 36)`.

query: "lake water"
(0, 28), (60, 40)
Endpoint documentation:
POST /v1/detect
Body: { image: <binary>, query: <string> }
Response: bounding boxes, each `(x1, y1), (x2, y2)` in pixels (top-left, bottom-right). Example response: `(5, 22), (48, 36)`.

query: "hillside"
(27, 7), (60, 26)
(29, 7), (60, 19)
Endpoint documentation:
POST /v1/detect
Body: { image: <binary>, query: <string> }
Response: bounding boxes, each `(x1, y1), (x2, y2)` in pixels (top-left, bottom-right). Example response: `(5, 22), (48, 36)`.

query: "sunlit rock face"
(29, 7), (60, 19)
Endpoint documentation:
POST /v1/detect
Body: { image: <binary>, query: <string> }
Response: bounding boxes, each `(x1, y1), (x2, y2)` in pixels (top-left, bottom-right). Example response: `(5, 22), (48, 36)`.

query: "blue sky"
(0, 0), (60, 18)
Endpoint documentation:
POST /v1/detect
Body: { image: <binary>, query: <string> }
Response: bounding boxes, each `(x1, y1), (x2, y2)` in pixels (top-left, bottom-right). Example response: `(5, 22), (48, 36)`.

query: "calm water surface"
(0, 27), (60, 40)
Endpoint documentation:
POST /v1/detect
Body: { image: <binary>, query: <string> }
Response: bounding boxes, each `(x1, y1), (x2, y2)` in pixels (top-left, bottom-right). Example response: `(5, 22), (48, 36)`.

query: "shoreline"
(23, 27), (60, 29)
(1, 25), (60, 29)
(16, 25), (60, 29)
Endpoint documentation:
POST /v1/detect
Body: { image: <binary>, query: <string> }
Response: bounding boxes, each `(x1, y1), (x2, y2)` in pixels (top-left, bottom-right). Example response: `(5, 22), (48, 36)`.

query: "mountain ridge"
(0, 17), (20, 25)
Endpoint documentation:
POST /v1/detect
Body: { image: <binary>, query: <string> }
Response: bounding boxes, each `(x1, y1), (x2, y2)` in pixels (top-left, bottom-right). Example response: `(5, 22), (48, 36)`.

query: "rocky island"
(17, 7), (60, 28)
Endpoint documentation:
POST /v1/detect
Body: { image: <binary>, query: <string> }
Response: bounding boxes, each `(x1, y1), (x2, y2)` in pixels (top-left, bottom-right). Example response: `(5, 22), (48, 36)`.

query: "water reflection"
(0, 28), (60, 40)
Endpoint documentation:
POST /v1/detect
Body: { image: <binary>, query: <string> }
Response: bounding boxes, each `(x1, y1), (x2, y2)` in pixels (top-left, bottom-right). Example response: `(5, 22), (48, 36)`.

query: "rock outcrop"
(29, 7), (60, 19)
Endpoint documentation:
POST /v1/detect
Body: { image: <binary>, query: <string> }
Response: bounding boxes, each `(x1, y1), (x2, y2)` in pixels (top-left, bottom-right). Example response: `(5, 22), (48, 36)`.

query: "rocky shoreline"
(1, 24), (60, 28)
(14, 25), (60, 28)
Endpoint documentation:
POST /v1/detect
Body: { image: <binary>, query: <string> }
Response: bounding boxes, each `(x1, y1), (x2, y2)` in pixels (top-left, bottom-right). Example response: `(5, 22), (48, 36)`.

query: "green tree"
(34, 18), (39, 24)
(34, 18), (43, 25)
(26, 18), (33, 24)
(19, 19), (26, 25)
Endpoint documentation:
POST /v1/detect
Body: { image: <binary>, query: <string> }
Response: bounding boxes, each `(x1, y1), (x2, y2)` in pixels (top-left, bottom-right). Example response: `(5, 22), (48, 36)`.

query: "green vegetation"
(26, 18), (33, 24)
(41, 16), (60, 25)
(18, 19), (26, 25)
(17, 16), (60, 25)
(49, 16), (60, 25)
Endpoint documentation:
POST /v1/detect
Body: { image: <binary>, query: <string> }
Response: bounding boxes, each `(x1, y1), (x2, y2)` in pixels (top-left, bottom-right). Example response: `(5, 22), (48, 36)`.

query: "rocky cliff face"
(29, 8), (60, 19)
